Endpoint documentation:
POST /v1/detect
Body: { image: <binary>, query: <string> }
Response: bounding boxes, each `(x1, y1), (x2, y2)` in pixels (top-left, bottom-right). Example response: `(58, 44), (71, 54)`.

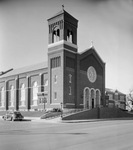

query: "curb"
(61, 117), (133, 123)
(1, 116), (133, 123)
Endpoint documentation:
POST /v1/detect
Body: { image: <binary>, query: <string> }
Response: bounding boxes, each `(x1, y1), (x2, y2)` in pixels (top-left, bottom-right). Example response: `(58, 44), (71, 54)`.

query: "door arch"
(83, 87), (90, 109)
(96, 89), (101, 107)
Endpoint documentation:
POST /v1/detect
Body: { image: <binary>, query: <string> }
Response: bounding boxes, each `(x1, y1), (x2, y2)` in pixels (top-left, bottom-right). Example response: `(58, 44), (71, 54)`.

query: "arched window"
(52, 26), (60, 43)
(0, 87), (5, 107)
(9, 85), (14, 107)
(20, 84), (26, 106)
(96, 90), (101, 107)
(84, 88), (90, 109)
(32, 81), (38, 106)
(67, 30), (73, 43)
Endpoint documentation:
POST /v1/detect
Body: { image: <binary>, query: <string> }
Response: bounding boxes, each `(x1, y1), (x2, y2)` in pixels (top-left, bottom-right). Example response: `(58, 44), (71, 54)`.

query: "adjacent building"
(105, 88), (126, 109)
(0, 9), (106, 111)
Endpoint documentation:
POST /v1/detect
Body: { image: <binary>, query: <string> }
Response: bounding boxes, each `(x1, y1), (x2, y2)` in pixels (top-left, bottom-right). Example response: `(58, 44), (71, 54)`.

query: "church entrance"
(84, 87), (101, 109)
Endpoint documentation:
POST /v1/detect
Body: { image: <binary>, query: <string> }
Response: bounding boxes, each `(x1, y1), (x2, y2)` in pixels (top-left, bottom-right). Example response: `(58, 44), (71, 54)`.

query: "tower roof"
(47, 8), (78, 23)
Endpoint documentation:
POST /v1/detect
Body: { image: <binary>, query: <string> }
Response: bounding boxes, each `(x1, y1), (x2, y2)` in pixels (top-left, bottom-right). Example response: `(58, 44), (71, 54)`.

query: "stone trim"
(48, 40), (78, 49)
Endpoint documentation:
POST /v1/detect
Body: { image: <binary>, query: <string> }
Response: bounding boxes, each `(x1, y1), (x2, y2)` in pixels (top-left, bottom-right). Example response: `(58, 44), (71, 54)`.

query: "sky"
(0, 0), (133, 94)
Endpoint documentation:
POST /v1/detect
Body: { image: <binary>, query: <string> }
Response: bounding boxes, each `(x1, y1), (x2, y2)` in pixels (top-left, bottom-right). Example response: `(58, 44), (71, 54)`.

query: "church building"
(0, 9), (105, 111)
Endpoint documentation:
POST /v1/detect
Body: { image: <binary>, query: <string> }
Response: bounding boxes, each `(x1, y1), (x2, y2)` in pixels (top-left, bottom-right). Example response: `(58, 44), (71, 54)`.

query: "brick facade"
(0, 9), (106, 111)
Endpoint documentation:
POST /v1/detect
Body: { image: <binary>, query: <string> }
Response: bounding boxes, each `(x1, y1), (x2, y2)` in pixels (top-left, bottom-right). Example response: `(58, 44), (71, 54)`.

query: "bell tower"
(47, 7), (78, 108)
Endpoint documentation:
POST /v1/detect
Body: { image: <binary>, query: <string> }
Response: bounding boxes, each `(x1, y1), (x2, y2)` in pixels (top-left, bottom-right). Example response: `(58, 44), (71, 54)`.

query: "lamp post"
(42, 97), (47, 112)
(115, 90), (119, 108)
(60, 102), (63, 118)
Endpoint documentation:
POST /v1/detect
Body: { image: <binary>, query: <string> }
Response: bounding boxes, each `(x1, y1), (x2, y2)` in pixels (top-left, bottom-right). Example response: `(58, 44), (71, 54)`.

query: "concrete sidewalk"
(1, 115), (133, 123)
(24, 117), (133, 123)
(0, 116), (62, 123)
(19, 116), (104, 123)
(23, 116), (61, 123)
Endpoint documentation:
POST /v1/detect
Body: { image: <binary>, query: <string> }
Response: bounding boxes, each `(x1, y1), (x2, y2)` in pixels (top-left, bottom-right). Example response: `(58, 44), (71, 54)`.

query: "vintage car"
(40, 108), (62, 119)
(2, 111), (24, 121)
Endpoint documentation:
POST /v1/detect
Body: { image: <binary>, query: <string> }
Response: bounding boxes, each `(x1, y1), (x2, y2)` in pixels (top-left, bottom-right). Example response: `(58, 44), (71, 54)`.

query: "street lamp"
(115, 90), (119, 108)
(42, 97), (47, 111)
(60, 102), (63, 118)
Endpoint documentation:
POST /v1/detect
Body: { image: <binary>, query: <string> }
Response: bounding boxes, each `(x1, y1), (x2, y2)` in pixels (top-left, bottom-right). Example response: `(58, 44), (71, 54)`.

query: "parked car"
(41, 108), (62, 119)
(2, 111), (24, 121)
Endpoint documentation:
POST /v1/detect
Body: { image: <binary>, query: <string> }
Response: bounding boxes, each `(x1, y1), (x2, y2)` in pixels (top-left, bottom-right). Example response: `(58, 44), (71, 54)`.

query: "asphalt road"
(0, 119), (133, 150)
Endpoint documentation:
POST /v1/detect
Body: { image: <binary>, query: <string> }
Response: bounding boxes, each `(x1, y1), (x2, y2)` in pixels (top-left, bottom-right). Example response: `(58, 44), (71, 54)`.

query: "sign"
(41, 97), (47, 103)
(37, 92), (47, 104)
(37, 92), (47, 98)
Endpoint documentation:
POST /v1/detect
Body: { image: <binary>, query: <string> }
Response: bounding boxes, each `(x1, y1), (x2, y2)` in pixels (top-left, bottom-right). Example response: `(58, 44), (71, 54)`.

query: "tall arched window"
(67, 30), (73, 43)
(9, 85), (14, 107)
(52, 26), (60, 43)
(96, 90), (101, 107)
(84, 88), (90, 109)
(32, 81), (38, 106)
(0, 87), (5, 107)
(20, 84), (26, 106)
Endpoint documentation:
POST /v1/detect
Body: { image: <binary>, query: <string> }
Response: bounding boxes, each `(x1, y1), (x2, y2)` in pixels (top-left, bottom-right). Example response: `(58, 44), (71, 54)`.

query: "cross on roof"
(91, 41), (93, 47)
(62, 5), (64, 10)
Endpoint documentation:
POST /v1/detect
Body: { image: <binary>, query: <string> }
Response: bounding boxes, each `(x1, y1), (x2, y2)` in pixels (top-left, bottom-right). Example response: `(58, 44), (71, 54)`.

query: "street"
(0, 119), (133, 150)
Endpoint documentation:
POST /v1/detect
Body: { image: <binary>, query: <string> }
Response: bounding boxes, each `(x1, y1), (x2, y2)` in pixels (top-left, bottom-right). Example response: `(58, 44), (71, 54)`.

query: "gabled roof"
(79, 46), (105, 66)
(106, 88), (126, 95)
(0, 61), (47, 78)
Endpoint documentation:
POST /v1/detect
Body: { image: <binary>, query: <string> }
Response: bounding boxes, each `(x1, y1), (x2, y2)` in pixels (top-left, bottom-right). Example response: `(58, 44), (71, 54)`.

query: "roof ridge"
(106, 88), (126, 95)
(79, 47), (105, 64)
(0, 61), (47, 78)
(14, 61), (47, 70)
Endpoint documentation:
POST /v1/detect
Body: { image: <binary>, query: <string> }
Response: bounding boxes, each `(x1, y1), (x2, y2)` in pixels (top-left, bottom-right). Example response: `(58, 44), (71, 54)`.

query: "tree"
(128, 89), (133, 101)
(126, 89), (133, 111)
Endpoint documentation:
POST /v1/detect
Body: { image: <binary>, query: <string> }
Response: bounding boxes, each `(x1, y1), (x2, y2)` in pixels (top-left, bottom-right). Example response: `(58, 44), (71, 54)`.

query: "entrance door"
(91, 89), (95, 109)
(92, 99), (94, 108)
